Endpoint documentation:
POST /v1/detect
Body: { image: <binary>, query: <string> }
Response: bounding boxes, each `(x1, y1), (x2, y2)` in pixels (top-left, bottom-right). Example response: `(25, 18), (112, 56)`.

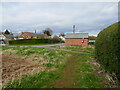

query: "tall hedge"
(95, 21), (120, 81)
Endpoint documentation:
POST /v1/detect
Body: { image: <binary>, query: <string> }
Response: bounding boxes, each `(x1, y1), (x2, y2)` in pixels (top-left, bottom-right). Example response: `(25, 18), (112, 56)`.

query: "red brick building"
(18, 32), (49, 39)
(65, 33), (89, 46)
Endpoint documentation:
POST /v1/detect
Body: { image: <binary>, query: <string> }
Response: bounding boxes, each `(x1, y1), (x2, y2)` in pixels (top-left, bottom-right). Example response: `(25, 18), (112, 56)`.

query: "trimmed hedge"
(9, 38), (64, 45)
(95, 22), (120, 81)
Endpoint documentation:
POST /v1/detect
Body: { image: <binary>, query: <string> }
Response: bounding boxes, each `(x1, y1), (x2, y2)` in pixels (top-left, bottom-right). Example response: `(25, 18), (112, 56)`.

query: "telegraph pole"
(73, 25), (75, 33)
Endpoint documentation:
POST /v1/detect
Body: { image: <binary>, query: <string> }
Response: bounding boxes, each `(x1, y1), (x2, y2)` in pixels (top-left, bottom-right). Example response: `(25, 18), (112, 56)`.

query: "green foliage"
(89, 36), (97, 40)
(76, 73), (103, 88)
(3, 46), (108, 88)
(95, 21), (120, 81)
(44, 63), (54, 67)
(89, 42), (95, 45)
(2, 46), (67, 69)
(9, 38), (63, 45)
(4, 29), (10, 34)
(74, 53), (104, 88)
(59, 33), (65, 37)
(43, 28), (53, 36)
(76, 63), (93, 72)
(5, 71), (61, 88)
(53, 36), (63, 43)
(54, 45), (94, 53)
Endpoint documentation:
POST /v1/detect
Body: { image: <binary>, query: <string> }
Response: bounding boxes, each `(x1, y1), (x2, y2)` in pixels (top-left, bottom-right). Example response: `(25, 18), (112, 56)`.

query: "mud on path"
(55, 54), (78, 88)
(2, 53), (46, 86)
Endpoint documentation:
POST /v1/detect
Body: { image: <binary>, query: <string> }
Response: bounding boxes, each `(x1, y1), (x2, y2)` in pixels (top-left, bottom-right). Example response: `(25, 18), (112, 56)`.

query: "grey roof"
(65, 33), (88, 39)
(4, 34), (14, 38)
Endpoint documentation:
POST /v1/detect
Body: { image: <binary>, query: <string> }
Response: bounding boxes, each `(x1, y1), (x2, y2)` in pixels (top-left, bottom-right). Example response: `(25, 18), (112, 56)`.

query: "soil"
(2, 53), (46, 85)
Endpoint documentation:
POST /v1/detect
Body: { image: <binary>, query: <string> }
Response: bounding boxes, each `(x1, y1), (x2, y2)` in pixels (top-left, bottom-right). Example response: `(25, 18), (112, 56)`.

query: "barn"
(65, 33), (89, 46)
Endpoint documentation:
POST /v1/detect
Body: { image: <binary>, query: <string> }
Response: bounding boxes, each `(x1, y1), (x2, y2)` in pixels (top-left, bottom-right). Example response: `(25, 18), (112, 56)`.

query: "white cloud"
(1, 2), (118, 35)
(1, 0), (119, 2)
(0, 2), (2, 31)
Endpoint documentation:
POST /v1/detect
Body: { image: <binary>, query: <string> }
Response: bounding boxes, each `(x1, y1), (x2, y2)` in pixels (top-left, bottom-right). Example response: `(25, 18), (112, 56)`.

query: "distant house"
(18, 32), (49, 39)
(59, 36), (65, 41)
(0, 32), (6, 40)
(0, 32), (14, 44)
(0, 32), (14, 40)
(65, 33), (89, 46)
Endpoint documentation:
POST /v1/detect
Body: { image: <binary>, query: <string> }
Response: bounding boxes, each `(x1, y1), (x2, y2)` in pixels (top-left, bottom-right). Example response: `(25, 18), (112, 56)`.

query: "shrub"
(9, 38), (63, 45)
(52, 36), (62, 43)
(89, 42), (95, 45)
(95, 22), (120, 82)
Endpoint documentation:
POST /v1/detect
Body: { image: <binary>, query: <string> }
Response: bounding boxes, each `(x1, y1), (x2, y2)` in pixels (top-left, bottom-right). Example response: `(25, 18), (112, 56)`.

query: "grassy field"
(2, 46), (114, 88)
(9, 43), (63, 45)
(2, 46), (67, 69)
(53, 45), (95, 53)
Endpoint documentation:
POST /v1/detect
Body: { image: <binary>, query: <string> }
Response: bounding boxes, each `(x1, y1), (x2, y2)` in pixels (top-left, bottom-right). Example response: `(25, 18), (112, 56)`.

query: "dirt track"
(55, 54), (77, 88)
(2, 53), (46, 85)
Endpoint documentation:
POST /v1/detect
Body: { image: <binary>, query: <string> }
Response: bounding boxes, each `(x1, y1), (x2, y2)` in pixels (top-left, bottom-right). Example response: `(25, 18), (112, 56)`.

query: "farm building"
(65, 33), (89, 46)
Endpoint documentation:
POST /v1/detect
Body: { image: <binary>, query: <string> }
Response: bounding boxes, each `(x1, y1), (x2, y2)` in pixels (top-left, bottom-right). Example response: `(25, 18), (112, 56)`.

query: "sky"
(1, 2), (118, 36)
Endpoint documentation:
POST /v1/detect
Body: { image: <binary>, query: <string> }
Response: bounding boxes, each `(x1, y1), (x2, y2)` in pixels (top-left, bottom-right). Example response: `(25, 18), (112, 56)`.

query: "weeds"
(54, 45), (94, 53)
(4, 71), (61, 88)
(2, 46), (112, 88)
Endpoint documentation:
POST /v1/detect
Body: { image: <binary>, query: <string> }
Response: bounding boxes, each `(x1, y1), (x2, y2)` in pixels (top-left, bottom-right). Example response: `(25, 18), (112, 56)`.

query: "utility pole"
(73, 25), (75, 33)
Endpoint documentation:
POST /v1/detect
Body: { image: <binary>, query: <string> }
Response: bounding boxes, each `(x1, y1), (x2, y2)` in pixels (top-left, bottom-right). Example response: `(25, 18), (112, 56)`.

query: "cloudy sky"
(1, 2), (118, 36)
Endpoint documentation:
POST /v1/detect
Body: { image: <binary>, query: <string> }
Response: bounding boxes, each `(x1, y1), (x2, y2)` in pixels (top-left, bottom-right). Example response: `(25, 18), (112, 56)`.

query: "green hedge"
(89, 42), (95, 45)
(9, 38), (64, 45)
(95, 22), (120, 81)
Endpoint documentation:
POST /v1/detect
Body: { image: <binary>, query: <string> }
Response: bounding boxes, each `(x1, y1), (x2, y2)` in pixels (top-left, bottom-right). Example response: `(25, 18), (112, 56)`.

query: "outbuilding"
(65, 33), (89, 46)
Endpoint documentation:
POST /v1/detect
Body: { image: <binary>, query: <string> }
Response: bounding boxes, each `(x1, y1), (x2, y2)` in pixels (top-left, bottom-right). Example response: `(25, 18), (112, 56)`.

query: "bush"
(95, 22), (120, 82)
(89, 42), (95, 45)
(9, 38), (63, 45)
(53, 36), (62, 43)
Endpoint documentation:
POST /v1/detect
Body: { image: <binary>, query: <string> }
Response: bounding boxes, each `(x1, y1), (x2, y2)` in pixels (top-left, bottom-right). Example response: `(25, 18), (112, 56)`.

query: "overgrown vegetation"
(2, 46), (113, 88)
(5, 71), (61, 88)
(95, 21), (120, 84)
(2, 46), (67, 69)
(53, 45), (94, 53)
(42, 28), (53, 36)
(88, 36), (97, 40)
(9, 38), (64, 45)
(89, 42), (95, 45)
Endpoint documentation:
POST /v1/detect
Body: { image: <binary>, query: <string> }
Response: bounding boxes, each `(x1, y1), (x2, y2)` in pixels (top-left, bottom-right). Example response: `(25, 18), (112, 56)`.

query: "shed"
(65, 33), (89, 46)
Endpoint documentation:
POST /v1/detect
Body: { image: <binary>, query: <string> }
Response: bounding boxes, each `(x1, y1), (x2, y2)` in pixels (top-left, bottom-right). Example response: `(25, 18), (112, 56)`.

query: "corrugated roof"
(65, 33), (88, 39)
